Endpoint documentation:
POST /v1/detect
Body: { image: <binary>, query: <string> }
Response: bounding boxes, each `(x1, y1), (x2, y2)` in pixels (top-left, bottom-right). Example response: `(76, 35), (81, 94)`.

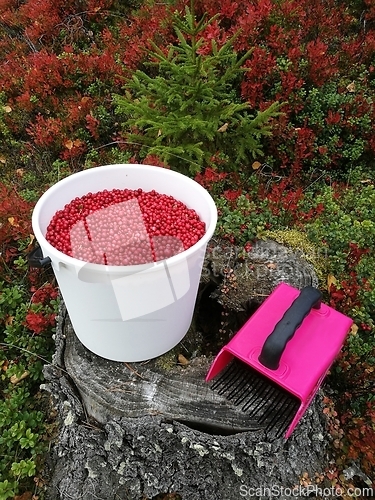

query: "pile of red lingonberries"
(46, 188), (206, 265)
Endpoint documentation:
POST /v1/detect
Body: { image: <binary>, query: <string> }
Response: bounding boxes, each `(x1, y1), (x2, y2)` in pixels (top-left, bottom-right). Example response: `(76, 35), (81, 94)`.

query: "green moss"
(154, 349), (178, 372)
(262, 229), (328, 287)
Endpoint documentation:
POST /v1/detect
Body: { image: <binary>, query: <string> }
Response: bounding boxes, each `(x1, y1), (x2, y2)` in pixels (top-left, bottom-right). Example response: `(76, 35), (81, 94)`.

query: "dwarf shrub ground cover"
(0, 0), (375, 181)
(0, 0), (374, 496)
(0, 186), (58, 498)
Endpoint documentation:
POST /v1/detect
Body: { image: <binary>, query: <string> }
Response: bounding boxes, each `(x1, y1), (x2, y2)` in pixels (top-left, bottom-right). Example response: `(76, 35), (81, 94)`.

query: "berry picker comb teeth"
(206, 284), (353, 439)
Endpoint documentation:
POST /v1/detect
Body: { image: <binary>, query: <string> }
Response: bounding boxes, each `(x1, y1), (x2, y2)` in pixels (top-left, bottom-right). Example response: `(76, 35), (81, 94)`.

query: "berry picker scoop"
(206, 283), (353, 438)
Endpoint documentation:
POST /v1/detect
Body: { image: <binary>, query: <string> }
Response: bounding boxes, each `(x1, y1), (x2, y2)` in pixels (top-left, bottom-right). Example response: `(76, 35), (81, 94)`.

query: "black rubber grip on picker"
(258, 286), (322, 370)
(27, 246), (52, 268)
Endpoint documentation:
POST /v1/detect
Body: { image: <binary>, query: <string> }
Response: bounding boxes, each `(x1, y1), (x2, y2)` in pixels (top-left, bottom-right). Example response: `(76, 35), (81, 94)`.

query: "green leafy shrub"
(292, 80), (375, 176)
(0, 275), (58, 498)
(303, 183), (375, 347)
(0, 183), (58, 497)
(196, 0), (375, 178)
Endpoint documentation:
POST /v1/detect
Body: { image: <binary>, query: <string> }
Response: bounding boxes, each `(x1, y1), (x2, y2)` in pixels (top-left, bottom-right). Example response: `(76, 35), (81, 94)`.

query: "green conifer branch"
(113, 1), (283, 175)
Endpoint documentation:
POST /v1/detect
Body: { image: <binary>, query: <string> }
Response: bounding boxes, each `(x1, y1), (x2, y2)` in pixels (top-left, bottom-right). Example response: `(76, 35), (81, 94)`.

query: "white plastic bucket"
(32, 164), (217, 362)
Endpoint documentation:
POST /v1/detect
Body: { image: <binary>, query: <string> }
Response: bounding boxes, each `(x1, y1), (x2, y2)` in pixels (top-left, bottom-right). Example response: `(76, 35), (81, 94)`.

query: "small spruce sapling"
(113, 2), (282, 175)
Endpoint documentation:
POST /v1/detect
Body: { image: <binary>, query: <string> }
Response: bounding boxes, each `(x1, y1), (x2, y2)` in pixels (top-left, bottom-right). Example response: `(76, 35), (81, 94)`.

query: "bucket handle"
(258, 286), (322, 370)
(27, 246), (52, 269)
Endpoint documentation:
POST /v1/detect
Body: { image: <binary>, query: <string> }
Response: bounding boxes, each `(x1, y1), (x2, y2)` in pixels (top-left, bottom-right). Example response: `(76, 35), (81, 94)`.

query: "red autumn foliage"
(328, 245), (371, 314)
(31, 283), (59, 305)
(336, 349), (375, 477)
(26, 114), (64, 148)
(86, 113), (100, 140)
(141, 155), (168, 168)
(116, 3), (172, 70)
(0, 0), (374, 178)
(195, 167), (227, 189)
(23, 283), (59, 334)
(24, 310), (56, 334)
(0, 184), (33, 254)
(223, 189), (242, 203)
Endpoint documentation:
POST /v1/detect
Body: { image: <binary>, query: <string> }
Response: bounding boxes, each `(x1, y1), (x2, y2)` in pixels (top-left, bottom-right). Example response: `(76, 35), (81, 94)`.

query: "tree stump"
(43, 239), (332, 500)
